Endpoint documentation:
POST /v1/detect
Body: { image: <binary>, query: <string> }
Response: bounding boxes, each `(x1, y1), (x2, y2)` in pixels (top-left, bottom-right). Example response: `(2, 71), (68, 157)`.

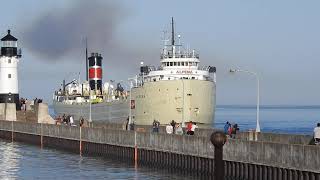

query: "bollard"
(210, 131), (227, 180)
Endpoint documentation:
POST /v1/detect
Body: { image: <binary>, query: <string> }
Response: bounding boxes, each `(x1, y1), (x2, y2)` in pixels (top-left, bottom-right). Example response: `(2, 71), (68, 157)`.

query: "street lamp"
(127, 78), (136, 130)
(120, 80), (133, 130)
(89, 86), (92, 127)
(229, 69), (261, 133)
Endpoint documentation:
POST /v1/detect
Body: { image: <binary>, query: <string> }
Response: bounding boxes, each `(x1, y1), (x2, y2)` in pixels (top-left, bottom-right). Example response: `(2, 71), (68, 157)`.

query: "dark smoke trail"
(22, 0), (127, 60)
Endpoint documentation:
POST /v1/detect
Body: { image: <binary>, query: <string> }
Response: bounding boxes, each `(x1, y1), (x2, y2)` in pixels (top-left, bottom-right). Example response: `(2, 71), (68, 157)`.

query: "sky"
(0, 0), (320, 105)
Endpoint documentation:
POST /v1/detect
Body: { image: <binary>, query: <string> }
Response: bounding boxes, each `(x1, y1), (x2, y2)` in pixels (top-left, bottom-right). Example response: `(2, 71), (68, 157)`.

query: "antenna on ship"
(85, 37), (88, 81)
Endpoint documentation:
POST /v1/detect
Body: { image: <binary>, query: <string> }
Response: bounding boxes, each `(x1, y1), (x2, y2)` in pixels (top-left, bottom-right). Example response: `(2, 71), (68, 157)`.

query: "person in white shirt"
(69, 115), (74, 125)
(314, 123), (320, 144)
(166, 124), (173, 134)
(175, 124), (183, 135)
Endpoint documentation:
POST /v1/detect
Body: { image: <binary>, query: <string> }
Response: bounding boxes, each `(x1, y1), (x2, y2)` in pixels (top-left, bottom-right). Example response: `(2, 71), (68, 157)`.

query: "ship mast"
(171, 17), (176, 58)
(171, 17), (175, 46)
(85, 38), (88, 81)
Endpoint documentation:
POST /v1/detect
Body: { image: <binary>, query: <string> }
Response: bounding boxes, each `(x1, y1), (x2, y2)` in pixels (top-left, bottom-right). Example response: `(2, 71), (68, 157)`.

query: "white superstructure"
(0, 30), (21, 109)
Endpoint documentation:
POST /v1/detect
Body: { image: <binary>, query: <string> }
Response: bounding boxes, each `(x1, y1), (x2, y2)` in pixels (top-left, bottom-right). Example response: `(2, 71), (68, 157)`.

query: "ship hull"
(53, 100), (129, 123)
(131, 79), (215, 127)
(53, 80), (216, 127)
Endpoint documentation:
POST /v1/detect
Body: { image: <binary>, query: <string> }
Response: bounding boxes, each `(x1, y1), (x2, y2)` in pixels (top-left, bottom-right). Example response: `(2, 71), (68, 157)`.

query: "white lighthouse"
(0, 30), (21, 110)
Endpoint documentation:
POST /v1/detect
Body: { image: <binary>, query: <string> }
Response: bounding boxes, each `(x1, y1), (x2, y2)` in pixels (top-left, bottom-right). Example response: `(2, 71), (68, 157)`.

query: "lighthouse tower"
(0, 30), (21, 110)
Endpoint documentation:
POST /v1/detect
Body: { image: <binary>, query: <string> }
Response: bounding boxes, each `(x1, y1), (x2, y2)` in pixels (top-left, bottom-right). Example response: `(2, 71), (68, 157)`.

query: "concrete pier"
(36, 103), (54, 124)
(0, 102), (53, 123)
(0, 120), (319, 179)
(6, 103), (16, 121)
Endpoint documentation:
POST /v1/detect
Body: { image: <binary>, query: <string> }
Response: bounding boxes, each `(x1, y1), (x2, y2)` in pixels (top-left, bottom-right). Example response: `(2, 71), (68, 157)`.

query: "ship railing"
(198, 66), (211, 71)
(146, 66), (163, 72)
(160, 52), (199, 59)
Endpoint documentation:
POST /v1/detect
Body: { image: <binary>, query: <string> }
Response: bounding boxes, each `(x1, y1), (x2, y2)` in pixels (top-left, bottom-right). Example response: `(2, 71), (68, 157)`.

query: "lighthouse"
(0, 30), (21, 110)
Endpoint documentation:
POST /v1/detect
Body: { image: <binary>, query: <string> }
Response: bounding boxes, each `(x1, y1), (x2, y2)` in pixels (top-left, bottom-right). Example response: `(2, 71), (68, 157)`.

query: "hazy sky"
(1, 0), (320, 105)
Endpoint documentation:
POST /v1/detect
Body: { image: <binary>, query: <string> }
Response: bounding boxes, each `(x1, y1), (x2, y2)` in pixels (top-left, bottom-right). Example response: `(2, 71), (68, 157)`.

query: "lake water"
(0, 140), (205, 180)
(4, 105), (315, 179)
(215, 105), (320, 135)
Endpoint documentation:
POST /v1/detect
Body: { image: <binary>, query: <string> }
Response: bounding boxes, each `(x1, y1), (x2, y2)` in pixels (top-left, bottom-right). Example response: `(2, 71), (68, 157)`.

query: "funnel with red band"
(88, 53), (103, 92)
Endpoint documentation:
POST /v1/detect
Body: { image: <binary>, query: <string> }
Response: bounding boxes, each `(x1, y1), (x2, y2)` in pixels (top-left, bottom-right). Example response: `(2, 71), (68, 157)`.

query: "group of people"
(224, 121), (239, 138)
(19, 97), (43, 111)
(163, 120), (197, 135)
(19, 98), (28, 111)
(186, 121), (198, 135)
(55, 115), (88, 127)
(55, 114), (74, 126)
(165, 120), (183, 135)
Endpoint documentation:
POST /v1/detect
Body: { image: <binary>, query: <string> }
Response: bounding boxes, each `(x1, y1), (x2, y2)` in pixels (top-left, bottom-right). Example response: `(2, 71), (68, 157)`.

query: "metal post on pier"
(40, 123), (43, 149)
(79, 127), (82, 156)
(210, 131), (227, 180)
(229, 69), (261, 133)
(134, 131), (138, 168)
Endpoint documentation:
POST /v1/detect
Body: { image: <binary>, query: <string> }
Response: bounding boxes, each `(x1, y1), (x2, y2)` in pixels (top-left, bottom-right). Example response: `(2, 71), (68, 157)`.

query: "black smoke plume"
(22, 1), (127, 60)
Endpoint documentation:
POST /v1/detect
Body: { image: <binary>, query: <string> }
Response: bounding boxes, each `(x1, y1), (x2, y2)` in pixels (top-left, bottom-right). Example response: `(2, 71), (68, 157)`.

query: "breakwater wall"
(0, 120), (319, 180)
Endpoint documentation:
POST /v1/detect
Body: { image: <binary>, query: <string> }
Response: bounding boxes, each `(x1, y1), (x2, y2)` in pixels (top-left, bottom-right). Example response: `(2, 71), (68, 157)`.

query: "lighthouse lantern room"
(0, 30), (21, 110)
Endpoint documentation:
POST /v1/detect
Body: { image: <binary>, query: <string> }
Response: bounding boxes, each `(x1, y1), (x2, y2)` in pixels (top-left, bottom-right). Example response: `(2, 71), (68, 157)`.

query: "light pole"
(126, 78), (136, 130)
(89, 87), (92, 127)
(229, 69), (261, 133)
(120, 80), (132, 130)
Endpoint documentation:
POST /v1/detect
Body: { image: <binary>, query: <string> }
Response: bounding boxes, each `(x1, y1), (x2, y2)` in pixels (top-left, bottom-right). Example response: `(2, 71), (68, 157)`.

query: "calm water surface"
(0, 140), (210, 180)
(215, 105), (320, 135)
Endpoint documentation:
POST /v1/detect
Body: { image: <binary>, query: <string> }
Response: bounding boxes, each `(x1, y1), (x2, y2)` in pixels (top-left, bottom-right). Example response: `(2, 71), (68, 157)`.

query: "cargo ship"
(53, 18), (217, 127)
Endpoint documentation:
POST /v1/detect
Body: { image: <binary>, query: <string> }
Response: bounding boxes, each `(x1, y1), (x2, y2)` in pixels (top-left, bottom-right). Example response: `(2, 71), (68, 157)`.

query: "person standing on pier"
(186, 121), (194, 135)
(166, 123), (173, 134)
(314, 123), (320, 145)
(152, 120), (160, 133)
(175, 124), (183, 135)
(224, 121), (231, 135)
(170, 120), (176, 134)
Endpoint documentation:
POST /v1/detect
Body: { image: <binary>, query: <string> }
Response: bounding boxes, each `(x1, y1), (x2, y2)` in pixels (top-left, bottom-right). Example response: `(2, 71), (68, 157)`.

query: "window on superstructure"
(170, 62), (173, 66)
(177, 62), (180, 66)
(8, 74), (11, 78)
(8, 59), (11, 63)
(181, 62), (184, 66)
(174, 62), (177, 66)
